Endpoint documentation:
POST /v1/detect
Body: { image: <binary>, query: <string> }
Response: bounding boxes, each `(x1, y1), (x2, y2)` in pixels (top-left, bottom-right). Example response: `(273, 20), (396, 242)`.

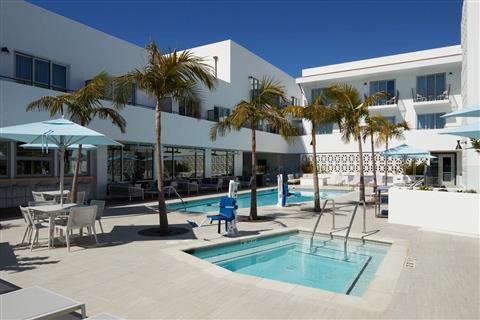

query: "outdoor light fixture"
(1, 47), (9, 54)
(455, 140), (467, 150)
(213, 56), (218, 78)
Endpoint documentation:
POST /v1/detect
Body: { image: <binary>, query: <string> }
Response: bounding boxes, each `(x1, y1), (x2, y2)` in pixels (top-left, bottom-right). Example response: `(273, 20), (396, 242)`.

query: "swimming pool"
(167, 188), (351, 213)
(190, 232), (389, 296)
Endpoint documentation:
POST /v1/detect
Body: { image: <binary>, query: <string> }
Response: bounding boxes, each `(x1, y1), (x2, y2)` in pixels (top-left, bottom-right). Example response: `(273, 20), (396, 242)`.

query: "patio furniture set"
(20, 189), (105, 252)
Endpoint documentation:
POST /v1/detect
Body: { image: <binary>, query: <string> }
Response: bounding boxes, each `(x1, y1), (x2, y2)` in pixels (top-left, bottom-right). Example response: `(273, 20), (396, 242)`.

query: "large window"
(160, 97), (173, 113)
(207, 106), (230, 122)
(370, 80), (395, 105)
(107, 144), (154, 182)
(311, 88), (331, 105)
(178, 102), (200, 118)
(163, 146), (204, 180)
(384, 116), (396, 124)
(64, 149), (90, 176)
(315, 123), (334, 135)
(417, 113), (446, 129)
(16, 143), (53, 176)
(416, 73), (446, 101)
(0, 142), (8, 177)
(15, 52), (67, 91)
(211, 150), (234, 176)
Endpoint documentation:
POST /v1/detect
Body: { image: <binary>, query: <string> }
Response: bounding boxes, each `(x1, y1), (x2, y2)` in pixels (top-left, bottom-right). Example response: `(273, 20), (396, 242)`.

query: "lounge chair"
(206, 196), (237, 233)
(347, 174), (360, 186)
(0, 286), (86, 319)
(327, 173), (345, 186)
(287, 174), (301, 185)
(87, 312), (125, 319)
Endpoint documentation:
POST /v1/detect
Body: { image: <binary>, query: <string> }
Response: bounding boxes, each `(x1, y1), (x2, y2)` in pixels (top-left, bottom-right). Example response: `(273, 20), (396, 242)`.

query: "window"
(291, 96), (299, 106)
(311, 88), (331, 104)
(163, 146), (204, 180)
(417, 113), (446, 129)
(249, 76), (260, 99)
(384, 116), (396, 124)
(64, 149), (90, 176)
(107, 144), (154, 182)
(15, 53), (33, 84)
(208, 106), (230, 122)
(52, 64), (67, 91)
(416, 73), (446, 101)
(15, 52), (67, 91)
(211, 150), (234, 176)
(179, 102), (200, 118)
(0, 141), (8, 177)
(160, 97), (173, 113)
(370, 80), (395, 105)
(315, 123), (334, 135)
(89, 79), (136, 106)
(16, 143), (53, 176)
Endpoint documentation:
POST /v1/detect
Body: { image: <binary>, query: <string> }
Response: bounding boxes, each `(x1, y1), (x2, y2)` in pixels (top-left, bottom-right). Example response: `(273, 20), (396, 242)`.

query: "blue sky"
(29, 0), (463, 77)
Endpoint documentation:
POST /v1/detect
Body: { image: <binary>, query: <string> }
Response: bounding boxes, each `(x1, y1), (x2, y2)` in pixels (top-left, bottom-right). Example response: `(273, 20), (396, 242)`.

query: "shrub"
(301, 159), (315, 173)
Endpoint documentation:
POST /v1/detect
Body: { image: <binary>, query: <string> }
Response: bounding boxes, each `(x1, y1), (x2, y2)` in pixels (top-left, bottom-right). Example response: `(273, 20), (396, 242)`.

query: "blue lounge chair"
(206, 196), (237, 233)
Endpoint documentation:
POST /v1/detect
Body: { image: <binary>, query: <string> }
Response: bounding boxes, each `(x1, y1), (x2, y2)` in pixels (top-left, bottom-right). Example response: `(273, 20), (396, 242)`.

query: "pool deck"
(1, 188), (479, 319)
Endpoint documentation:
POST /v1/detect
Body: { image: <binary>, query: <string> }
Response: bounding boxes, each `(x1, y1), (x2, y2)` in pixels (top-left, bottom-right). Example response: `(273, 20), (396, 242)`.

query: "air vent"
(404, 257), (416, 268)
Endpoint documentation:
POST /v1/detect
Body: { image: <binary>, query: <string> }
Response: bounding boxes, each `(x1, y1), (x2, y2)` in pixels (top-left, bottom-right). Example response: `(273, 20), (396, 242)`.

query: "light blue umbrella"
(0, 118), (122, 204)
(382, 144), (435, 177)
(441, 106), (480, 118)
(21, 143), (98, 150)
(439, 122), (480, 139)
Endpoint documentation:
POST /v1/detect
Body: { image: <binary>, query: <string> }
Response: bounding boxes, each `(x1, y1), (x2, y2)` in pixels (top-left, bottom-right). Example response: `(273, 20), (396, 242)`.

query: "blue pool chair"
(207, 196), (237, 234)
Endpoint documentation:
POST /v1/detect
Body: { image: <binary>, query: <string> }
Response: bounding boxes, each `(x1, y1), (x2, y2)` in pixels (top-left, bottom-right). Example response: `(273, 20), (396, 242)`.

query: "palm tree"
(117, 41), (216, 234)
(210, 76), (294, 220)
(283, 93), (337, 212)
(377, 118), (410, 185)
(327, 83), (386, 203)
(27, 71), (128, 203)
(361, 115), (385, 192)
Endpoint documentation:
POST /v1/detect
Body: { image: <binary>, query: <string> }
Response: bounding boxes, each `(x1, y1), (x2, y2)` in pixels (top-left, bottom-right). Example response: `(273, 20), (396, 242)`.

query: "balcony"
(0, 74), (71, 92)
(368, 90), (400, 110)
(411, 84), (451, 104)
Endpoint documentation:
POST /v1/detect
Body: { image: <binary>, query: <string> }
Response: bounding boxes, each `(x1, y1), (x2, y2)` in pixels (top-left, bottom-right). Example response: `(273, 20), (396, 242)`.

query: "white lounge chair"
(54, 205), (98, 252)
(327, 173), (345, 186)
(87, 312), (125, 319)
(187, 181), (199, 195)
(348, 174), (360, 186)
(287, 174), (301, 185)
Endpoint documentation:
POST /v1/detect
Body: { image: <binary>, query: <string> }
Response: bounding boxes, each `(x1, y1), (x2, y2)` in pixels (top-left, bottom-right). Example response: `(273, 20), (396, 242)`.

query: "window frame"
(369, 79), (396, 105)
(416, 73), (447, 100)
(416, 112), (446, 130)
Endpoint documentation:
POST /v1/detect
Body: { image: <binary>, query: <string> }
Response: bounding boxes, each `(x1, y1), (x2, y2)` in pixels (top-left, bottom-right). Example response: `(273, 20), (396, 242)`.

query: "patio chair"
(416, 93), (427, 102)
(187, 181), (199, 195)
(327, 173), (345, 186)
(437, 90), (449, 100)
(19, 206), (48, 251)
(32, 191), (46, 202)
(206, 196), (237, 233)
(200, 178), (224, 192)
(239, 176), (253, 189)
(287, 174), (300, 185)
(348, 174), (360, 186)
(54, 205), (98, 252)
(90, 200), (106, 233)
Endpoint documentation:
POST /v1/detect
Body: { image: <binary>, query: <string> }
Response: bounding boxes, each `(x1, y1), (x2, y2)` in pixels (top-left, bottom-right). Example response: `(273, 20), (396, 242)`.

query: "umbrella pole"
(59, 146), (65, 206)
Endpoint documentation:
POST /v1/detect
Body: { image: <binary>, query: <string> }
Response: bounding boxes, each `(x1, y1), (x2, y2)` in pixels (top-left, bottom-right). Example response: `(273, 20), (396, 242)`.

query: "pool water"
(167, 188), (350, 213)
(190, 233), (389, 296)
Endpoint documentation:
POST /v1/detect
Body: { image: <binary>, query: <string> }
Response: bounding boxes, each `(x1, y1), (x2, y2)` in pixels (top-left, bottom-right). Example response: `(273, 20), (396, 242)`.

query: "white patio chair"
(187, 181), (199, 195)
(32, 191), (45, 202)
(19, 206), (48, 251)
(54, 205), (98, 252)
(90, 200), (106, 233)
(75, 191), (86, 204)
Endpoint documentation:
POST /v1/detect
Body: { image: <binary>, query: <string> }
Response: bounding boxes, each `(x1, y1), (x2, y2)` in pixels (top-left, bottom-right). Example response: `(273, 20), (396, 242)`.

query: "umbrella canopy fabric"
(381, 144), (435, 158)
(0, 118), (122, 147)
(441, 106), (480, 118)
(0, 118), (121, 205)
(439, 122), (480, 139)
(21, 143), (98, 150)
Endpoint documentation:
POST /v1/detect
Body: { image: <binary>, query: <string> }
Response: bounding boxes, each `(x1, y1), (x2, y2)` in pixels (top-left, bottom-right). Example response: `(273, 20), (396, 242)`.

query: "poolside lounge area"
(1, 189), (478, 319)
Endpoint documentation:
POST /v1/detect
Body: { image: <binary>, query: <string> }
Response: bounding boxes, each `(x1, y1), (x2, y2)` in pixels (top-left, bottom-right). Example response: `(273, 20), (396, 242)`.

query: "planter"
(389, 188), (480, 235)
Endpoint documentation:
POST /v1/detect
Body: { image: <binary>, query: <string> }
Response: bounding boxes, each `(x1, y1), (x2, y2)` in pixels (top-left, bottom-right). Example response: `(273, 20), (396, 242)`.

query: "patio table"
(41, 190), (70, 202)
(0, 286), (86, 319)
(28, 203), (77, 248)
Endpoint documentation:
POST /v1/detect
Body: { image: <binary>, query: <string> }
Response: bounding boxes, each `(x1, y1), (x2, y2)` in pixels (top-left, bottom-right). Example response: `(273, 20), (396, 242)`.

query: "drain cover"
(404, 257), (416, 268)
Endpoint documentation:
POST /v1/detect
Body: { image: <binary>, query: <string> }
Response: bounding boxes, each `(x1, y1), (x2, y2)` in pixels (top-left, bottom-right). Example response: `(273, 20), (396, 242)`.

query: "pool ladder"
(166, 186), (186, 211)
(311, 198), (336, 240)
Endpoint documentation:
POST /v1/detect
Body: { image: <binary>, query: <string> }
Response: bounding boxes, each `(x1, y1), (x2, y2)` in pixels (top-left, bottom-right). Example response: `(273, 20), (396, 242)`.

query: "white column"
(204, 148), (212, 178)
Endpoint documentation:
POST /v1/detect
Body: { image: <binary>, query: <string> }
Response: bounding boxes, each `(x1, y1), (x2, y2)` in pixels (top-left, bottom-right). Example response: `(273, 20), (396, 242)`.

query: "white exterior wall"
(461, 0), (480, 191)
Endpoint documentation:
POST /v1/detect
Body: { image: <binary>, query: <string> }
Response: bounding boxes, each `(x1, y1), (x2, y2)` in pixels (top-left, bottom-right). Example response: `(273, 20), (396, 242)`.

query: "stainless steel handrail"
(311, 198), (336, 240)
(166, 186), (186, 211)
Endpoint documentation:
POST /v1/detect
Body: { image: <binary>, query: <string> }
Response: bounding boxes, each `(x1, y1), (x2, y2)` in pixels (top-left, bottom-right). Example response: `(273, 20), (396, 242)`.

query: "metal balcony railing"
(365, 90), (400, 106)
(0, 74), (72, 93)
(412, 84), (451, 103)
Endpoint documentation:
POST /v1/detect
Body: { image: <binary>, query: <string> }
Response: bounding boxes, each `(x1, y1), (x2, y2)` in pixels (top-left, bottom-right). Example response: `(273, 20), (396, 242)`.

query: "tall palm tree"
(27, 71), (128, 203)
(117, 41), (216, 234)
(327, 83), (386, 203)
(283, 93), (337, 212)
(361, 115), (385, 192)
(210, 76), (294, 220)
(377, 118), (410, 185)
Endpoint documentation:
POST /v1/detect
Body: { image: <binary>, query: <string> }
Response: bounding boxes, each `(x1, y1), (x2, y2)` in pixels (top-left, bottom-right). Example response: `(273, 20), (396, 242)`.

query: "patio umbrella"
(0, 118), (122, 205)
(441, 106), (480, 118)
(20, 143), (98, 150)
(381, 144), (435, 176)
(439, 123), (480, 139)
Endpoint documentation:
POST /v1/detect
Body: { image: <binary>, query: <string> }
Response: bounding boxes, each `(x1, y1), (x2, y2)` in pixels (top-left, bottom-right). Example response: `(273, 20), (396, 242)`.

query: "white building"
(0, 0), (478, 208)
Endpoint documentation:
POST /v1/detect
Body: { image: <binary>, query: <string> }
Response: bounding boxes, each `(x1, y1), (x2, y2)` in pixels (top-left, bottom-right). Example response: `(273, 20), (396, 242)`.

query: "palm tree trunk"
(156, 100), (168, 234)
(384, 137), (389, 186)
(250, 125), (258, 220)
(311, 125), (320, 212)
(70, 144), (83, 203)
(357, 131), (366, 202)
(370, 135), (377, 192)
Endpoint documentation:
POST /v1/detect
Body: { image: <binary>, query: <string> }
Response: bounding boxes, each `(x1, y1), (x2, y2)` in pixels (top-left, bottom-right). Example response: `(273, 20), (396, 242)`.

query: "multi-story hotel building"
(0, 0), (478, 208)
